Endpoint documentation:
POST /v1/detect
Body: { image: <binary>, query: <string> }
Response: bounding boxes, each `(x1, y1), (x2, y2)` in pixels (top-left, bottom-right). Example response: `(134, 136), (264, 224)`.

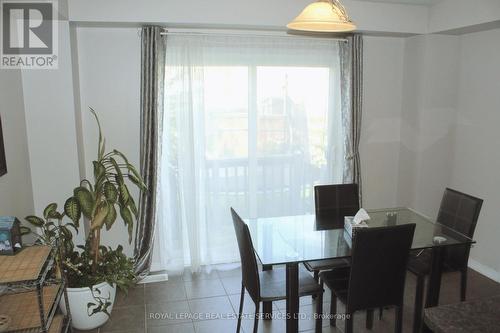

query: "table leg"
(262, 264), (273, 320)
(425, 247), (445, 307)
(286, 263), (300, 333)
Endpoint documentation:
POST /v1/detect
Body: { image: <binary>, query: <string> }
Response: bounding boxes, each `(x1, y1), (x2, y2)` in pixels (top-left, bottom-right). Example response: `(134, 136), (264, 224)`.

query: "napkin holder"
(344, 216), (369, 239)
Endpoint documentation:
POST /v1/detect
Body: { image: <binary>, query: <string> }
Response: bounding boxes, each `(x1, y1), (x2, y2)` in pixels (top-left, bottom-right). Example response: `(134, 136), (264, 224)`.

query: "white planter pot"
(60, 282), (116, 330)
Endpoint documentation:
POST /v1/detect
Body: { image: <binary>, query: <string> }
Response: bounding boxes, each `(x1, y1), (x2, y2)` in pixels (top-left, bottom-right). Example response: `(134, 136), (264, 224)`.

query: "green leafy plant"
(63, 108), (146, 271)
(62, 240), (134, 318)
(24, 108), (146, 298)
(64, 241), (135, 292)
(24, 204), (77, 278)
(25, 203), (77, 253)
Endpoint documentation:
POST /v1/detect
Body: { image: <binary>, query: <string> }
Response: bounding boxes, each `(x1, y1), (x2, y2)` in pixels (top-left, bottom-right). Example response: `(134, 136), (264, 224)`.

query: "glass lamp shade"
(287, 1), (356, 32)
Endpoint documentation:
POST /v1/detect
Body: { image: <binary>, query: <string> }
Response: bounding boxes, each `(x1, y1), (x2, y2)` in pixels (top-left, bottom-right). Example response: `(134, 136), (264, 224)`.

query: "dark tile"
(220, 276), (242, 295)
(274, 295), (314, 310)
(147, 322), (195, 333)
(215, 265), (242, 279)
(302, 326), (343, 333)
(182, 267), (219, 282)
(115, 284), (145, 308)
(145, 281), (187, 304)
(239, 302), (341, 333)
(99, 304), (145, 332)
(98, 265), (500, 333)
(193, 318), (239, 333)
(465, 268), (500, 299)
(331, 297), (414, 332)
(240, 313), (286, 333)
(101, 330), (144, 333)
(228, 292), (281, 314)
(351, 309), (399, 333)
(297, 302), (333, 331)
(184, 278), (226, 299)
(146, 300), (191, 327)
(188, 296), (234, 321)
(73, 330), (98, 333)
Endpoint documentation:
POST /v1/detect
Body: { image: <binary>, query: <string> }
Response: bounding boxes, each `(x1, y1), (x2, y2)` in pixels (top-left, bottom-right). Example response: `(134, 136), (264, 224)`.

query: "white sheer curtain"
(156, 34), (344, 272)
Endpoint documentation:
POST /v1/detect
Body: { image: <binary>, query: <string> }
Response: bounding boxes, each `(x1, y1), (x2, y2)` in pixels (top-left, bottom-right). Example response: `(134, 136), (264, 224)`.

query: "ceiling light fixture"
(287, 0), (356, 32)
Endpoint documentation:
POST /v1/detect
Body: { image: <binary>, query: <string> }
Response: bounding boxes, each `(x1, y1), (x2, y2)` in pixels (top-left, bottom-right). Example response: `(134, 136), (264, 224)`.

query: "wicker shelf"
(0, 245), (71, 333)
(4, 315), (70, 333)
(47, 315), (64, 333)
(0, 246), (56, 299)
(0, 246), (52, 285)
(0, 284), (64, 332)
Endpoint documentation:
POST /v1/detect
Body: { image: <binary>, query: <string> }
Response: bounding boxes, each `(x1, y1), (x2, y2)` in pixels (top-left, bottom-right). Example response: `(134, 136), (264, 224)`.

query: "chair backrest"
(347, 224), (416, 313)
(314, 184), (359, 228)
(230, 208), (260, 302)
(437, 188), (483, 270)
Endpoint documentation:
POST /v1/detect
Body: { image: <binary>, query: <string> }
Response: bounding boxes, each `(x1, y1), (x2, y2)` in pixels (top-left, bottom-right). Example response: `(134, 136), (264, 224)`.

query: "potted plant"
(25, 109), (146, 330)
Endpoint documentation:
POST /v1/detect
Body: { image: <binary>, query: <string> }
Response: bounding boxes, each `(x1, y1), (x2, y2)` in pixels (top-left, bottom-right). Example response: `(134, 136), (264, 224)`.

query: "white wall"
(361, 36), (405, 208)
(413, 35), (460, 217)
(21, 21), (85, 245)
(450, 28), (500, 278)
(396, 31), (500, 281)
(429, 0), (500, 33)
(397, 35), (423, 209)
(76, 27), (141, 256)
(399, 34), (460, 218)
(0, 69), (35, 233)
(67, 0), (500, 35)
(68, 0), (428, 34)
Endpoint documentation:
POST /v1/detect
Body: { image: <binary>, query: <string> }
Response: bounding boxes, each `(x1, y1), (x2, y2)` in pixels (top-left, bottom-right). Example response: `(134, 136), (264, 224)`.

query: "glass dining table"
(245, 207), (475, 333)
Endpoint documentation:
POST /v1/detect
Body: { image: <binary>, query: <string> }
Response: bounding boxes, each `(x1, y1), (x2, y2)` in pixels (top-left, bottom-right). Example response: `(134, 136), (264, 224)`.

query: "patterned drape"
(340, 34), (363, 206)
(134, 26), (166, 280)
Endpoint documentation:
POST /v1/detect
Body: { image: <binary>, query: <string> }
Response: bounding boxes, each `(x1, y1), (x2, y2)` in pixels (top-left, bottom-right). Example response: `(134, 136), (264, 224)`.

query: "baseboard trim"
(137, 263), (169, 284)
(468, 259), (500, 283)
(137, 272), (169, 284)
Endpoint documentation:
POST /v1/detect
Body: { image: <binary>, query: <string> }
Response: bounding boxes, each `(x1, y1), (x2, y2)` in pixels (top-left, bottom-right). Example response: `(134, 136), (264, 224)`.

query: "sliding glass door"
(157, 35), (343, 271)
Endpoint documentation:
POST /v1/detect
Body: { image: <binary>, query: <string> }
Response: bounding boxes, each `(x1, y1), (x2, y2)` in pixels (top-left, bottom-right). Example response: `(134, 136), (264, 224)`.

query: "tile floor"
(75, 266), (500, 333)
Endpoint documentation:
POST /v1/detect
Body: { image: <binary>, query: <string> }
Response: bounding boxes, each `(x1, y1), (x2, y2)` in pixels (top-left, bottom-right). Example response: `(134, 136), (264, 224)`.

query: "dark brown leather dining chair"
(304, 184), (359, 282)
(407, 188), (483, 332)
(320, 224), (416, 333)
(230, 208), (324, 333)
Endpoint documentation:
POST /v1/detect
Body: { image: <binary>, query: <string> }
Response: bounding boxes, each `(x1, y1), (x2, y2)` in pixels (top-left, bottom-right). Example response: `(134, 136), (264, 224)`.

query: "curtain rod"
(159, 30), (348, 42)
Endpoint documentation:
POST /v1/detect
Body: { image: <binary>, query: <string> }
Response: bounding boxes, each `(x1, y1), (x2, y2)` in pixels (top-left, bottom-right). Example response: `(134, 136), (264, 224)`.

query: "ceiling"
(355, 0), (442, 5)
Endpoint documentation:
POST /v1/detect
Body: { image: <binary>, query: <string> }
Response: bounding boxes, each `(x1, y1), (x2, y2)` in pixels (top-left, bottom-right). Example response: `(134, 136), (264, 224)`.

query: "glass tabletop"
(246, 207), (475, 266)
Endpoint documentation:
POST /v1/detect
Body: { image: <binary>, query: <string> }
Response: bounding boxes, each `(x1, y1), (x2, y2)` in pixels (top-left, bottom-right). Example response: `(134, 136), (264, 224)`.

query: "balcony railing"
(205, 154), (320, 217)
